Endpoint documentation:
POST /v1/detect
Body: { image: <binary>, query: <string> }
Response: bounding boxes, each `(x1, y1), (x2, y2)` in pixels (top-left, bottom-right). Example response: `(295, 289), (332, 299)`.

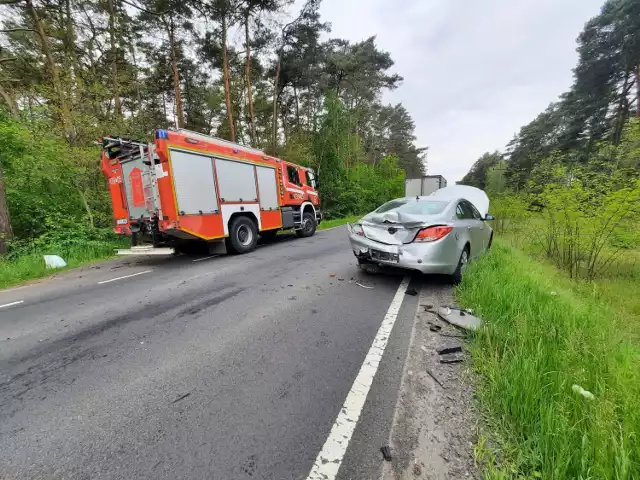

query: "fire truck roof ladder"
(102, 137), (148, 162)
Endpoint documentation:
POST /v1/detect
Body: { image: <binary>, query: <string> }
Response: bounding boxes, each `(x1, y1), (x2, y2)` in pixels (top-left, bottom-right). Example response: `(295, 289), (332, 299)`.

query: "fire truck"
(101, 128), (321, 255)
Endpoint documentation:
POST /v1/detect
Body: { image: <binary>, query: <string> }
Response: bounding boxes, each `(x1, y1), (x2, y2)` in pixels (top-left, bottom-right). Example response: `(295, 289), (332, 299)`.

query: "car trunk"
(361, 212), (442, 245)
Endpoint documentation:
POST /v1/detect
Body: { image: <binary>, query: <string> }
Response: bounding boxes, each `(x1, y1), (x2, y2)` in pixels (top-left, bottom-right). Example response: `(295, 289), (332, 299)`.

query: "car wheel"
(452, 245), (470, 285)
(296, 211), (317, 238)
(228, 216), (258, 254)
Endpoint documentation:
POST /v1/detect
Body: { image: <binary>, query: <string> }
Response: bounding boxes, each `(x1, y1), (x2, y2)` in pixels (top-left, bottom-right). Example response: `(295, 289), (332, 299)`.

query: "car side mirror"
(484, 214), (495, 221)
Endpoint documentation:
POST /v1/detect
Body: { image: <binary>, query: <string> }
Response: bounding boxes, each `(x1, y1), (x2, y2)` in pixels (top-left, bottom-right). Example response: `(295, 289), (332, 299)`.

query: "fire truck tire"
(228, 216), (258, 254)
(296, 211), (317, 238)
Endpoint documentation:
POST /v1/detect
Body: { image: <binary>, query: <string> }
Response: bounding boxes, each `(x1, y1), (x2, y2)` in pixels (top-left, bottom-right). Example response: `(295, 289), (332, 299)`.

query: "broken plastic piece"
(355, 282), (374, 289)
(572, 384), (594, 400)
(437, 345), (462, 355)
(439, 354), (463, 364)
(44, 255), (67, 269)
(405, 287), (418, 296)
(380, 446), (392, 461)
(437, 307), (482, 331)
(429, 324), (442, 332)
(425, 368), (444, 388)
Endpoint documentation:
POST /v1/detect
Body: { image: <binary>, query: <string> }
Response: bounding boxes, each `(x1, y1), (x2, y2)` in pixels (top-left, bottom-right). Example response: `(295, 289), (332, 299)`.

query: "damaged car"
(347, 185), (493, 283)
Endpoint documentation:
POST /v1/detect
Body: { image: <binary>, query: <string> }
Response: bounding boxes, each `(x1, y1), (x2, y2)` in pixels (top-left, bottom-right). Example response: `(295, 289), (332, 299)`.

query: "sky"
(304, 0), (605, 182)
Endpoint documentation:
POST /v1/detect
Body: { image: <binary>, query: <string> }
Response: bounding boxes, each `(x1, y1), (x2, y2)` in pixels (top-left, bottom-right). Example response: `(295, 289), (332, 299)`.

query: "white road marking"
(192, 255), (219, 262)
(320, 224), (347, 232)
(0, 285), (30, 295)
(306, 276), (410, 480)
(0, 300), (24, 309)
(97, 270), (152, 285)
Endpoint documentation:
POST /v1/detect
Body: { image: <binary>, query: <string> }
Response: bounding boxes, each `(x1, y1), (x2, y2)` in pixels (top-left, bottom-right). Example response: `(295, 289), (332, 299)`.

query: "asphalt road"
(0, 226), (424, 480)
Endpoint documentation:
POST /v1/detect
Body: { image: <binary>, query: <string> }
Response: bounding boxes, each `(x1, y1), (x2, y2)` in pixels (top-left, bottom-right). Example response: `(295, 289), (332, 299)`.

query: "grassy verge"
(458, 240), (640, 479)
(318, 215), (362, 230)
(0, 242), (124, 289)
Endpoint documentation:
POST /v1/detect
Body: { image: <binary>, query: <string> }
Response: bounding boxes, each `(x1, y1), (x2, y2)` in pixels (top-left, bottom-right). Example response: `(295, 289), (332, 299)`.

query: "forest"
(0, 0), (427, 260)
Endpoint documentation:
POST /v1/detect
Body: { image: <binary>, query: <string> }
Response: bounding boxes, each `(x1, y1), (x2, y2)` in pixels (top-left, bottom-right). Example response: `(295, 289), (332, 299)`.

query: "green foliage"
(458, 241), (640, 480)
(459, 151), (503, 190)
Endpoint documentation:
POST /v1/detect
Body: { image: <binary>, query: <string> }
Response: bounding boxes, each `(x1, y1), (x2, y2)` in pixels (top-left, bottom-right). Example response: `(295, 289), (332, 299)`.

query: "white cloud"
(308, 0), (604, 182)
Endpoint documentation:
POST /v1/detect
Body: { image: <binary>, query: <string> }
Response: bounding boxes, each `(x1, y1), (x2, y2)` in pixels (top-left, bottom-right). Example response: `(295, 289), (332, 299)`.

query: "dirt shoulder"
(381, 280), (478, 480)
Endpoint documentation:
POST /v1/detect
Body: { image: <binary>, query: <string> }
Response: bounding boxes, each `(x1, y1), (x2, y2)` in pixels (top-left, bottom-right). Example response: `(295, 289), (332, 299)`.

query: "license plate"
(116, 218), (128, 225)
(371, 249), (399, 263)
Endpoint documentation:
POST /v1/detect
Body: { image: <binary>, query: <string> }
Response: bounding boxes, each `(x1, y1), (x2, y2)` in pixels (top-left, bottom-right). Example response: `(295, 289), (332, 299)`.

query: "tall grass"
(458, 241), (640, 479)
(0, 243), (122, 289)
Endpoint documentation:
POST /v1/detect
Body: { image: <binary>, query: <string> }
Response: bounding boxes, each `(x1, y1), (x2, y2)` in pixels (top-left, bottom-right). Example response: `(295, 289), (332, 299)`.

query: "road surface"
(0, 226), (430, 480)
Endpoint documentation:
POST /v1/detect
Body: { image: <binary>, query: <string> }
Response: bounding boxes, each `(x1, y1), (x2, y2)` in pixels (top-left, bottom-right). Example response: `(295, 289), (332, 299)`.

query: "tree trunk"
(0, 164), (13, 254)
(26, 0), (73, 140)
(107, 0), (122, 118)
(636, 65), (640, 117)
(222, 14), (235, 142)
(271, 58), (281, 153)
(293, 85), (300, 131)
(0, 84), (18, 118)
(244, 15), (256, 145)
(168, 17), (184, 128)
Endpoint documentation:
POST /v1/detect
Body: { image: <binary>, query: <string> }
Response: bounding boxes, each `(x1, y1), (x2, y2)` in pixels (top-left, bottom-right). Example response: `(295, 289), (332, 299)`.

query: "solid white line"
(306, 276), (410, 480)
(192, 255), (219, 262)
(0, 300), (24, 309)
(97, 270), (152, 285)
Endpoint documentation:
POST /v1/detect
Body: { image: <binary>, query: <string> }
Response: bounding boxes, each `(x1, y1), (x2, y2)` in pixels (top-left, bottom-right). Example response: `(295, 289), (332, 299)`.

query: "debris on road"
(436, 345), (462, 355)
(439, 333), (465, 339)
(428, 323), (442, 332)
(172, 392), (192, 404)
(439, 354), (464, 364)
(355, 281), (374, 289)
(380, 446), (393, 461)
(437, 307), (482, 331)
(405, 287), (418, 296)
(572, 384), (595, 400)
(329, 274), (336, 278)
(44, 255), (67, 269)
(425, 368), (444, 388)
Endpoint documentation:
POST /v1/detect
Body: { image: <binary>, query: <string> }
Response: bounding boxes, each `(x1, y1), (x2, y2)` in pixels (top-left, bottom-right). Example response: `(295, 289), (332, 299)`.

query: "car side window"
(467, 202), (482, 220)
(456, 202), (474, 220)
(287, 165), (301, 186)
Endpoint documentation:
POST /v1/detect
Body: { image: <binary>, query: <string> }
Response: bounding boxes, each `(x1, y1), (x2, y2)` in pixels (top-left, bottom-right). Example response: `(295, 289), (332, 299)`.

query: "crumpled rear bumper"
(347, 230), (460, 275)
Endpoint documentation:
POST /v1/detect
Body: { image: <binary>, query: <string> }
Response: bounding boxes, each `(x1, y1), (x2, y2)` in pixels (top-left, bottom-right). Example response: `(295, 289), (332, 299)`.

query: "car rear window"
(375, 199), (448, 215)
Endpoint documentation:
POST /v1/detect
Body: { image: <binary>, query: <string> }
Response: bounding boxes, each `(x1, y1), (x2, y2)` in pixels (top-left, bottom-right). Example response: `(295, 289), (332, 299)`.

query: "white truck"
(405, 175), (448, 197)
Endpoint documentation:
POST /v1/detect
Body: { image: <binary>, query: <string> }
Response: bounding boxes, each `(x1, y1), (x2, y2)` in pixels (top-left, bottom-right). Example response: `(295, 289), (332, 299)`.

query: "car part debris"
(425, 368), (444, 388)
(44, 255), (67, 269)
(437, 306), (482, 331)
(429, 324), (442, 332)
(355, 281), (374, 289)
(572, 384), (594, 400)
(437, 345), (462, 355)
(420, 345), (428, 353)
(405, 287), (418, 296)
(440, 333), (465, 339)
(439, 354), (463, 364)
(380, 446), (392, 461)
(172, 392), (191, 404)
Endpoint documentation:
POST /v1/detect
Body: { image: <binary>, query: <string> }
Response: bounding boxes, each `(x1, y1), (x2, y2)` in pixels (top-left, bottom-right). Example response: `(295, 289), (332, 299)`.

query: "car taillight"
(414, 226), (453, 242)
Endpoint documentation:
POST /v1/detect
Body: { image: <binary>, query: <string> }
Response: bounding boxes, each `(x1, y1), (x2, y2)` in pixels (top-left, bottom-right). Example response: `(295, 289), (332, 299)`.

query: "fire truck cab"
(101, 129), (321, 255)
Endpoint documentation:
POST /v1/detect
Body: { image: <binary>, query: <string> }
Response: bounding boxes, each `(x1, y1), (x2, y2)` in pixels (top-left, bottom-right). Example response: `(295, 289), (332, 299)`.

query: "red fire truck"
(101, 128), (321, 255)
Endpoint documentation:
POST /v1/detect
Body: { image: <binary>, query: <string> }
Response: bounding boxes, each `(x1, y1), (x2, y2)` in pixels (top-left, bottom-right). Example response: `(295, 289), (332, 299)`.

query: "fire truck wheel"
(296, 211), (317, 238)
(229, 216), (258, 254)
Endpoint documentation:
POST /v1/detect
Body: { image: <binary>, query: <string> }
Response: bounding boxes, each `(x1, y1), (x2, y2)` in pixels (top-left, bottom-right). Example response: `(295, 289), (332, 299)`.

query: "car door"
(467, 201), (490, 253)
(462, 200), (486, 257)
(456, 201), (481, 258)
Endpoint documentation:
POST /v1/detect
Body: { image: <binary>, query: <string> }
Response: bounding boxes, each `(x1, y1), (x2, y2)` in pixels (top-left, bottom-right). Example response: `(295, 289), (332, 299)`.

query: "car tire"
(228, 216), (258, 254)
(296, 211), (317, 238)
(451, 245), (470, 285)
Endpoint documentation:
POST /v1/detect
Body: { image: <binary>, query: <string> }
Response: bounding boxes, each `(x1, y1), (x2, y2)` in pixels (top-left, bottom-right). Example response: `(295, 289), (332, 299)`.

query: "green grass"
(458, 240), (640, 479)
(0, 242), (123, 289)
(317, 215), (362, 230)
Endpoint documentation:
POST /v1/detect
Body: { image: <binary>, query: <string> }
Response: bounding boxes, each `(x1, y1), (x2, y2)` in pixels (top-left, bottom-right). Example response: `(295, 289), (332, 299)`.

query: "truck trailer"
(101, 128), (321, 255)
(404, 175), (448, 197)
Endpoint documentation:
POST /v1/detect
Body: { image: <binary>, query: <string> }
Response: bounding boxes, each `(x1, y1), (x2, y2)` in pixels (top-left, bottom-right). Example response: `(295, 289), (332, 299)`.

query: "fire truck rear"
(100, 129), (321, 255)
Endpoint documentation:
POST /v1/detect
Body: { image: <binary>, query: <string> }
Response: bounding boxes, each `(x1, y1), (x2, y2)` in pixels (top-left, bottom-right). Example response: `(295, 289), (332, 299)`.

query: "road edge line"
(0, 300), (24, 309)
(97, 270), (152, 285)
(305, 276), (411, 480)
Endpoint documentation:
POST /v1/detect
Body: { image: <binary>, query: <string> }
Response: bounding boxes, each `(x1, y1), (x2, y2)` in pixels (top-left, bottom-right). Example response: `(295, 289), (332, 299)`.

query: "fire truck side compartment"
(169, 149), (219, 215)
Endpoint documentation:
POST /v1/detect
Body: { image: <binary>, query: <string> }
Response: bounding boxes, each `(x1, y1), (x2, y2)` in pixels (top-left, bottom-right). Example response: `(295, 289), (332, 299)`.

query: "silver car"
(347, 191), (493, 283)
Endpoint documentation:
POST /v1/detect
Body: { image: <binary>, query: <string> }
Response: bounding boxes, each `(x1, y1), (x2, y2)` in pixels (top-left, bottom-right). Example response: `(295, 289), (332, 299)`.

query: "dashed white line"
(192, 255), (219, 262)
(0, 300), (24, 309)
(306, 276), (410, 480)
(319, 224), (348, 232)
(97, 270), (152, 285)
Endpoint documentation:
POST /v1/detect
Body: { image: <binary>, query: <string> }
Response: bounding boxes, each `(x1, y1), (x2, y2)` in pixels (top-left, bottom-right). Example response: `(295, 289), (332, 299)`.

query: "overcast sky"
(306, 0), (604, 182)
